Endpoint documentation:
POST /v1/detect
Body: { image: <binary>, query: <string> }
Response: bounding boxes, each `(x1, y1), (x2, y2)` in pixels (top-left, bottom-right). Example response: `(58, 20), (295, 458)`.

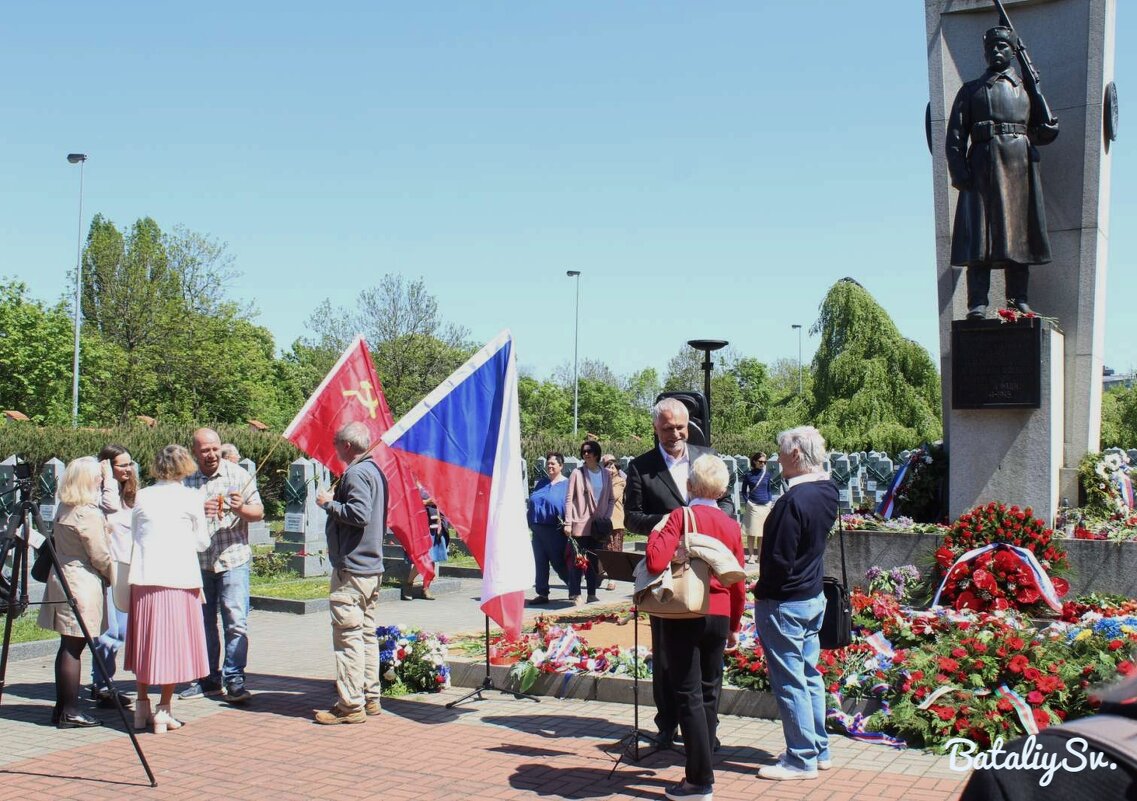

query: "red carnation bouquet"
(935, 503), (1070, 614)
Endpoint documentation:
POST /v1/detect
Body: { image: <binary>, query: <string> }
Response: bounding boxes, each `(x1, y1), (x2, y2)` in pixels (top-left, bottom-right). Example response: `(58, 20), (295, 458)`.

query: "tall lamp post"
(686, 339), (728, 444)
(791, 324), (803, 397)
(566, 270), (581, 435)
(67, 153), (88, 428)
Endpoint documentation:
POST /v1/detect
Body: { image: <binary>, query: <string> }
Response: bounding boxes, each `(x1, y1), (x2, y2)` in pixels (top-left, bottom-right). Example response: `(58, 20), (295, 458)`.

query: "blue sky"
(2, 2), (1134, 382)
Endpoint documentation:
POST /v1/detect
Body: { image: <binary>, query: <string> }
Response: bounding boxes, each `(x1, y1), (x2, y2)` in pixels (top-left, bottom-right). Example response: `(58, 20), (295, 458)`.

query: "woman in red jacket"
(646, 454), (745, 801)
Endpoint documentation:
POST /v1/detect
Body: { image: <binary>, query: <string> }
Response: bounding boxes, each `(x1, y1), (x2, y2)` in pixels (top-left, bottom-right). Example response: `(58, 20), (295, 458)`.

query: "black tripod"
(597, 550), (659, 776)
(0, 467), (156, 786)
(445, 614), (541, 708)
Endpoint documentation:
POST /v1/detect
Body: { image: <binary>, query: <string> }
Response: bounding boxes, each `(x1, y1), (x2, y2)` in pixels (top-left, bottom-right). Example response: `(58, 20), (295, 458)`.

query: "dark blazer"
(623, 444), (735, 535)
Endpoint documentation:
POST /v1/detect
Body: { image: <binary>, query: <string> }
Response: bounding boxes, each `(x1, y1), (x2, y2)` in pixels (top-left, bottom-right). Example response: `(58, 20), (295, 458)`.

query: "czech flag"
(382, 330), (534, 639)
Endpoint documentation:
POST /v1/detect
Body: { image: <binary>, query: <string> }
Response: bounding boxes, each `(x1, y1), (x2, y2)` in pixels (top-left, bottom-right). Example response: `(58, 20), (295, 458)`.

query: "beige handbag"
(111, 560), (132, 613)
(634, 508), (711, 619)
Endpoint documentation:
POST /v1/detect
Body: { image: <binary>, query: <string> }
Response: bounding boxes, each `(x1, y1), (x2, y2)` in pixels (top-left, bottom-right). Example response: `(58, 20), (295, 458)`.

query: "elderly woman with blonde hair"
(124, 445), (211, 733)
(645, 454), (745, 801)
(38, 456), (114, 729)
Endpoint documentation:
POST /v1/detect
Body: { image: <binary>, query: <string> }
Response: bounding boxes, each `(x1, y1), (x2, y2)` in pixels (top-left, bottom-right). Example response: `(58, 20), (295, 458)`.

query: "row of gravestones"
(0, 454), (272, 545)
(533, 451), (911, 516)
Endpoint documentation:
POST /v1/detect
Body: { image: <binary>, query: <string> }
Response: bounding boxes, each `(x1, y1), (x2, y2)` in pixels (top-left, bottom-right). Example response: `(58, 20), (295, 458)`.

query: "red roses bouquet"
(934, 503), (1070, 614)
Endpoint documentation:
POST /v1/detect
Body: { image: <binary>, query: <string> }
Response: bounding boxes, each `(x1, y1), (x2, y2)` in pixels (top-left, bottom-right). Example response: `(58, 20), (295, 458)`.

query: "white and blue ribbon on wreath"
(931, 542), (1063, 612)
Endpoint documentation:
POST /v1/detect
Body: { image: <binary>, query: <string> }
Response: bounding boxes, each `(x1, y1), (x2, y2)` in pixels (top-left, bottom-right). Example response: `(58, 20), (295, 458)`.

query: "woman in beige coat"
(38, 456), (114, 728)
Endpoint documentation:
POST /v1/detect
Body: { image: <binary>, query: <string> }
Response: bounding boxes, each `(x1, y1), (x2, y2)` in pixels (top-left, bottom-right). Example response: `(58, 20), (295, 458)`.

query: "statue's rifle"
(991, 0), (1057, 126)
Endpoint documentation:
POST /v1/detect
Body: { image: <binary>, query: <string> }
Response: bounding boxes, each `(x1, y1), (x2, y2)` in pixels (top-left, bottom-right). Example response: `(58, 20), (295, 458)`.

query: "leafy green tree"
(663, 345), (703, 393)
(0, 280), (79, 424)
(624, 367), (662, 413)
(302, 275), (473, 415)
(809, 279), (941, 451)
(518, 376), (573, 439)
(1101, 385), (1137, 447)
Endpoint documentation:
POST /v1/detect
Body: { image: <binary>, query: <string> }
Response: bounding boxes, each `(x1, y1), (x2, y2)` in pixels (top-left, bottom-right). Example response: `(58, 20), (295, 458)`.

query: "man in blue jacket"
(754, 426), (838, 781)
(315, 421), (387, 724)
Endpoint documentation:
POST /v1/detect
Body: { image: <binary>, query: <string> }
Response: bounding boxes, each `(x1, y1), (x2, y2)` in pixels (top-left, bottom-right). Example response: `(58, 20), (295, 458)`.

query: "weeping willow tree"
(810, 278), (941, 452)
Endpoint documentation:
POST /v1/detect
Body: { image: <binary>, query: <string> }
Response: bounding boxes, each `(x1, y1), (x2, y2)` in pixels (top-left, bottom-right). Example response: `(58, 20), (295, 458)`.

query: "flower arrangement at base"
(865, 565), (921, 603)
(839, 514), (948, 535)
(376, 625), (451, 694)
(933, 502), (1070, 614)
(503, 610), (645, 693)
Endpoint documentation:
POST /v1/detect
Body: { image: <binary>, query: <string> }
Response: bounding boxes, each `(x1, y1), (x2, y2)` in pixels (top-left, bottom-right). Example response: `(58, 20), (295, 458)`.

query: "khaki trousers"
(329, 569), (381, 712)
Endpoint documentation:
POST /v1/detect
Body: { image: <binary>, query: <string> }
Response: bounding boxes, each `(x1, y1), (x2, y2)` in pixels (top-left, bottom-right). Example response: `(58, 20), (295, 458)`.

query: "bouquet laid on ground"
(505, 610), (644, 692)
(376, 625), (451, 694)
(933, 503), (1069, 614)
(839, 514), (948, 535)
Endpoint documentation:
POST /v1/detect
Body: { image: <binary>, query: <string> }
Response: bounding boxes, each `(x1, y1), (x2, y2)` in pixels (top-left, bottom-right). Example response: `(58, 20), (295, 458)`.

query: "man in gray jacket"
(314, 421), (387, 724)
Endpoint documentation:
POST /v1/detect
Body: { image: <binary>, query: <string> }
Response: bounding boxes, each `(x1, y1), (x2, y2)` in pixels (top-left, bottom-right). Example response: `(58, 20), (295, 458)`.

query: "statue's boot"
(1005, 264), (1032, 314)
(966, 267), (990, 319)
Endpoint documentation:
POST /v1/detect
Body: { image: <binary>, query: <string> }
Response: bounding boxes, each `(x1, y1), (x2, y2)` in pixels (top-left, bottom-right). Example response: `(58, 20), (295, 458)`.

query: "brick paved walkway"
(0, 592), (969, 801)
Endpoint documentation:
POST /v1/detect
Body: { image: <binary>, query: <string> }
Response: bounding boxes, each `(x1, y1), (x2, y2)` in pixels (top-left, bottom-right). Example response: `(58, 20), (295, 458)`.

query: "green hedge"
(0, 422), (301, 516)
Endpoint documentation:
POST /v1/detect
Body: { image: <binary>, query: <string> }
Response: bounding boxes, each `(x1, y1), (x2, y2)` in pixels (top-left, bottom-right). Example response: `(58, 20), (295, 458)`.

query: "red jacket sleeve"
(729, 527), (746, 632)
(645, 507), (685, 574)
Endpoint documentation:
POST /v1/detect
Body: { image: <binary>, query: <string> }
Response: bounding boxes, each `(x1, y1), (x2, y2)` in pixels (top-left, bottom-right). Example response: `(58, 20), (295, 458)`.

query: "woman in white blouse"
(123, 445), (211, 733)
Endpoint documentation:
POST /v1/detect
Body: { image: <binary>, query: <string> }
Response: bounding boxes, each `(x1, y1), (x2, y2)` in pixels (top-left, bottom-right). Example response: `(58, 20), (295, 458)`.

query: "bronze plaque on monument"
(951, 319), (1042, 409)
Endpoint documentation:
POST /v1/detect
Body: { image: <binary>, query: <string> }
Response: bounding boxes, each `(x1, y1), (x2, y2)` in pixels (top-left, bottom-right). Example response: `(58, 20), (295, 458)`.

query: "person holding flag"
(283, 336), (435, 595)
(313, 421), (387, 725)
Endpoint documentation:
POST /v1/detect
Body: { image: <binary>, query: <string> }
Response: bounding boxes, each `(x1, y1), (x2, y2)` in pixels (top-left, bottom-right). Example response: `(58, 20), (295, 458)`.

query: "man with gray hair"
(314, 421), (387, 724)
(179, 427), (264, 704)
(754, 425), (838, 781)
(624, 396), (734, 751)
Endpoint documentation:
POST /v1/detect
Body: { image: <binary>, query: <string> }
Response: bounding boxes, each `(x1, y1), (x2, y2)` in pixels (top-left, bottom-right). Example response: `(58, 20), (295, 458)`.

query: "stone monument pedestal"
(949, 320), (1064, 521)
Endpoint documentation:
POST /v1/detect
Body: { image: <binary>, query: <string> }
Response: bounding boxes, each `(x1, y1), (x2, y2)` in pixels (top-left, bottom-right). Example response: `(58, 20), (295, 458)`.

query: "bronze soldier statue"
(946, 24), (1058, 319)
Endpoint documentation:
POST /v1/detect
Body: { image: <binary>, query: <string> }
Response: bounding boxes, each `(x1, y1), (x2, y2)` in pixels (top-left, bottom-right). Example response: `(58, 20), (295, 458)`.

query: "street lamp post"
(791, 324), (803, 397)
(67, 153), (88, 428)
(686, 339), (728, 444)
(566, 270), (581, 436)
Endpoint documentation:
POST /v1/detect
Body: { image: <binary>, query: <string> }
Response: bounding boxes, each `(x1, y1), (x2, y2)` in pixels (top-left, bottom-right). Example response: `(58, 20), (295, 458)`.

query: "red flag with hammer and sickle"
(284, 336), (434, 584)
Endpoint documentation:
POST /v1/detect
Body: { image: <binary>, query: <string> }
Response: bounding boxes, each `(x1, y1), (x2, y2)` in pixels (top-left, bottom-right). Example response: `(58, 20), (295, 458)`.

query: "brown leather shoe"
(314, 705), (366, 725)
(364, 699), (382, 716)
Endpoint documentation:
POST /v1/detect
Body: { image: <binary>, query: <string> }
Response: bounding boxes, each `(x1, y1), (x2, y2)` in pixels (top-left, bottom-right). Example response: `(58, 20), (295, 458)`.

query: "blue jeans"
(754, 594), (830, 771)
(91, 587), (128, 686)
(531, 524), (569, 597)
(201, 564), (250, 685)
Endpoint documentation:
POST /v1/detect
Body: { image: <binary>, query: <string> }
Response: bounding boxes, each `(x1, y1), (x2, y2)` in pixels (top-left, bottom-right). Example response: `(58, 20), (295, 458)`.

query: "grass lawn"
(250, 574), (405, 600)
(249, 575), (329, 600)
(7, 613), (59, 644)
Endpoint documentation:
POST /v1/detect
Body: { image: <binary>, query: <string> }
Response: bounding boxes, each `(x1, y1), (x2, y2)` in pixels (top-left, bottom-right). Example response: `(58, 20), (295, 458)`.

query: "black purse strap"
(837, 510), (848, 586)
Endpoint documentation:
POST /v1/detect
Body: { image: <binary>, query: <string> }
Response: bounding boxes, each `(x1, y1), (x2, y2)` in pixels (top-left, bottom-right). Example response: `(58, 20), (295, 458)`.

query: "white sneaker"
(776, 752), (832, 770)
(758, 762), (819, 781)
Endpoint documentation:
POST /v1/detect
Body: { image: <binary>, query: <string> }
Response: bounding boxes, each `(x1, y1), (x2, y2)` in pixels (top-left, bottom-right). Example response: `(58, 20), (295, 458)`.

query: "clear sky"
(2, 2), (1134, 382)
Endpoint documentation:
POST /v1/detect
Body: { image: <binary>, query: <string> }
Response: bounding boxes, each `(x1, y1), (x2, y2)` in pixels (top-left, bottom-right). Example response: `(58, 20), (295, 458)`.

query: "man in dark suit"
(624, 397), (735, 749)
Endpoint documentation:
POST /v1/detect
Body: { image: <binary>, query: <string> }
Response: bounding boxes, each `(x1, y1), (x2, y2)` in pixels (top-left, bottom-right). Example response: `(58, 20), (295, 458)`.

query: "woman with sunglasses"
(741, 452), (773, 564)
(563, 440), (615, 605)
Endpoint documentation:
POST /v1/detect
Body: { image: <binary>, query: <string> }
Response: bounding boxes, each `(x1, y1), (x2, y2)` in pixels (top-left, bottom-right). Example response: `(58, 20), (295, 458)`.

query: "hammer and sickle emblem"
(342, 380), (380, 419)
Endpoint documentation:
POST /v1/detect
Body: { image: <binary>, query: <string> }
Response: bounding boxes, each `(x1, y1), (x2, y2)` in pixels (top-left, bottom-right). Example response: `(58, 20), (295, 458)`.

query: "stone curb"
(4, 637), (61, 663)
(446, 658), (769, 718)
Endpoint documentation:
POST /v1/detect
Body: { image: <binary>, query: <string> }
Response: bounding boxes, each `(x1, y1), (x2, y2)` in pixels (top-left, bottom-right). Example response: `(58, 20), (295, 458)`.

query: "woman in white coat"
(124, 445), (211, 733)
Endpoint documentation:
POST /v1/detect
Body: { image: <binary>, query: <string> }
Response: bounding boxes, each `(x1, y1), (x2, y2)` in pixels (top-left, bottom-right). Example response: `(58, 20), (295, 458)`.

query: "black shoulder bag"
(819, 514), (852, 650)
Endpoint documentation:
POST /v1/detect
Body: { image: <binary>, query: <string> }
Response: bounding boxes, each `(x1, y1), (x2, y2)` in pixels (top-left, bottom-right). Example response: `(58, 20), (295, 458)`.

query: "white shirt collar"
(786, 470), (829, 489)
(689, 497), (716, 509)
(659, 443), (689, 467)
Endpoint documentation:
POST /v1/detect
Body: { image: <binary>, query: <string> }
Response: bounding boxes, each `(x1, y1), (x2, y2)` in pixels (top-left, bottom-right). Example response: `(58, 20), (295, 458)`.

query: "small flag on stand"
(283, 336), (434, 584)
(382, 330), (534, 639)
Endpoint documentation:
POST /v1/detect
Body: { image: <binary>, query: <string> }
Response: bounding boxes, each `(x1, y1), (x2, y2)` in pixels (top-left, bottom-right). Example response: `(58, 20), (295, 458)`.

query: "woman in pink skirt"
(125, 445), (210, 733)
